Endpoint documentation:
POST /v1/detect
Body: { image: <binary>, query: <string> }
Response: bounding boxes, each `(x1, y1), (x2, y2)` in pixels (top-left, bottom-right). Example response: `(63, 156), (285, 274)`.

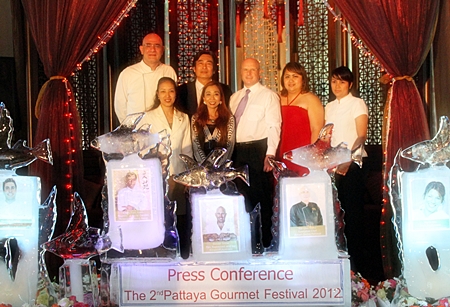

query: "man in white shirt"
(177, 50), (232, 117)
(116, 172), (147, 211)
(230, 58), (281, 247)
(203, 206), (236, 242)
(114, 33), (177, 123)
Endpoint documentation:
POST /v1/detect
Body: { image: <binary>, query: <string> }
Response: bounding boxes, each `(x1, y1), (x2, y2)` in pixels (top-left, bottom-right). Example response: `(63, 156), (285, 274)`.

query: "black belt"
(236, 138), (267, 147)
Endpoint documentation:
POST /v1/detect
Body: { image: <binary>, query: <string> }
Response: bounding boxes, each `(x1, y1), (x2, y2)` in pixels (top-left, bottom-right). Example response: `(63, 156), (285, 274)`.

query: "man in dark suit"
(177, 50), (232, 117)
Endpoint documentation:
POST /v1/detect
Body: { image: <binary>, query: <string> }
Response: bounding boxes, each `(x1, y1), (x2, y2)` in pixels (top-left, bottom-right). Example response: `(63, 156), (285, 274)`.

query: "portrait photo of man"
(290, 185), (323, 227)
(116, 171), (147, 212)
(3, 178), (17, 204)
(203, 205), (237, 242)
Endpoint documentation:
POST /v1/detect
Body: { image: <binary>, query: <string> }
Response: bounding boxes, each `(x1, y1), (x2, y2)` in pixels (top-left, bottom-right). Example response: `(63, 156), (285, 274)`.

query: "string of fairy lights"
(62, 78), (74, 199)
(62, 0), (137, 200)
(76, 0), (138, 72)
(243, 0), (279, 92)
(322, 0), (388, 75)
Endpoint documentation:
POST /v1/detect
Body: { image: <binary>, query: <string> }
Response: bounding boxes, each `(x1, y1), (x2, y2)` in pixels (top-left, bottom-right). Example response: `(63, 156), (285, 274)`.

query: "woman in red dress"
(278, 62), (324, 175)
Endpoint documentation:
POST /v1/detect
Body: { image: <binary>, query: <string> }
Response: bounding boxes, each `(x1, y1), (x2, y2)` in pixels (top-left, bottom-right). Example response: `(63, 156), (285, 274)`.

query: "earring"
(203, 101), (207, 105)
(219, 102), (222, 105)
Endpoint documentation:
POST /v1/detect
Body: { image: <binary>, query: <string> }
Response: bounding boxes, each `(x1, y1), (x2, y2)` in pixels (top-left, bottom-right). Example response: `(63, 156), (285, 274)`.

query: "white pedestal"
(59, 259), (99, 306)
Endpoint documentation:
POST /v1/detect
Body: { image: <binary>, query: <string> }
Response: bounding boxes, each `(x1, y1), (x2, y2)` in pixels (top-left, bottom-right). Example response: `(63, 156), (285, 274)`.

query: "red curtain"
(333, 0), (440, 277)
(21, 0), (136, 232)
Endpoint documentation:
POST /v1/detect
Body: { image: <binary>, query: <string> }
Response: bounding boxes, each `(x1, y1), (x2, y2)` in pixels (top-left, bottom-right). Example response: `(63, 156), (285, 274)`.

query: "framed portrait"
(284, 181), (327, 238)
(279, 174), (337, 260)
(402, 168), (450, 231)
(111, 168), (153, 222)
(106, 154), (165, 250)
(0, 174), (38, 227)
(199, 195), (240, 253)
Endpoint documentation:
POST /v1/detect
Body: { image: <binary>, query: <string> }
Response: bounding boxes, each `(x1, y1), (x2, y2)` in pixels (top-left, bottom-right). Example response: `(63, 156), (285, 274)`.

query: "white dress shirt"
(325, 93), (368, 149)
(229, 82), (281, 156)
(117, 186), (147, 211)
(195, 79), (205, 106)
(114, 60), (177, 123)
(139, 106), (193, 175)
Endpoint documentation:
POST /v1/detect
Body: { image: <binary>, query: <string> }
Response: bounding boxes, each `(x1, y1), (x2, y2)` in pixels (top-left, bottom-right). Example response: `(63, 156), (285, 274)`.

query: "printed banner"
(116, 260), (350, 306)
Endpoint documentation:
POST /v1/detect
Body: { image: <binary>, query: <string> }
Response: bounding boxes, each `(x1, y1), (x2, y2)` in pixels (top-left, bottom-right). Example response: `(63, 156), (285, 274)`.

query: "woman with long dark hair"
(191, 80), (235, 164)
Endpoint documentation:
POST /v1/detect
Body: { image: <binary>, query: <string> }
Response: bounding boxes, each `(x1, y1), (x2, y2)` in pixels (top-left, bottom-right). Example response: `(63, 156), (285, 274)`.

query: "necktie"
(234, 89), (250, 126)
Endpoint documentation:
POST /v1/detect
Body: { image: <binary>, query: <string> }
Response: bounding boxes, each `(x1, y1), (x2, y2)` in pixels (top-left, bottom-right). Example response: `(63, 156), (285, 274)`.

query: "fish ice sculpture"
(0, 102), (52, 170)
(401, 116), (450, 166)
(41, 192), (115, 259)
(283, 123), (363, 171)
(90, 112), (160, 160)
(174, 148), (249, 192)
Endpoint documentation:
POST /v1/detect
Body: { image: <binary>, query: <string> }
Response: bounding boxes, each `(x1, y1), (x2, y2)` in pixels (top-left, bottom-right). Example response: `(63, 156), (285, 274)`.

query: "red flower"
(357, 289), (370, 302)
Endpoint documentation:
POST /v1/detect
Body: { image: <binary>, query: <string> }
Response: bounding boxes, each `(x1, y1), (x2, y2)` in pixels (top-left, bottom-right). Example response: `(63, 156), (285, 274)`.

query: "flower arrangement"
(375, 277), (399, 306)
(18, 296), (89, 307)
(395, 288), (433, 307)
(50, 296), (89, 307)
(351, 270), (377, 307)
(374, 277), (450, 307)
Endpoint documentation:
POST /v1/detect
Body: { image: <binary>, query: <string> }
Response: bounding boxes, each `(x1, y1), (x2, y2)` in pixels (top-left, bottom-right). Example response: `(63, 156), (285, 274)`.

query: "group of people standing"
(113, 33), (369, 271)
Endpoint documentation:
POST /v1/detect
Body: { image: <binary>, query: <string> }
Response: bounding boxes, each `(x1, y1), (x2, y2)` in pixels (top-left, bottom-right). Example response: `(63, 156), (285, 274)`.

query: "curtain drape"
(21, 0), (136, 234)
(333, 0), (440, 278)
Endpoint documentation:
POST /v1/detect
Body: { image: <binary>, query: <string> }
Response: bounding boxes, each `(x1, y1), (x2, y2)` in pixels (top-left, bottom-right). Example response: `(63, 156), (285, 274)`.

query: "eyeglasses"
(142, 43), (162, 49)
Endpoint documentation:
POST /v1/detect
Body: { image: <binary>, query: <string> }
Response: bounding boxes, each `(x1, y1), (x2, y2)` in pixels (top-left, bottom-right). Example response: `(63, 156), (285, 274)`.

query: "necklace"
(209, 112), (218, 124)
(287, 91), (302, 106)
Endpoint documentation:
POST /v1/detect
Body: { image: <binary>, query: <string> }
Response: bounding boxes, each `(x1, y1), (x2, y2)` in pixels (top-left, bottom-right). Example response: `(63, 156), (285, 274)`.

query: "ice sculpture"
(36, 186), (59, 306)
(269, 124), (350, 259)
(91, 113), (176, 259)
(390, 116), (450, 299)
(0, 102), (52, 170)
(41, 192), (109, 304)
(173, 148), (252, 260)
(0, 102), (53, 306)
(42, 192), (112, 259)
(283, 123), (363, 171)
(90, 112), (160, 160)
(401, 116), (450, 166)
(174, 148), (249, 193)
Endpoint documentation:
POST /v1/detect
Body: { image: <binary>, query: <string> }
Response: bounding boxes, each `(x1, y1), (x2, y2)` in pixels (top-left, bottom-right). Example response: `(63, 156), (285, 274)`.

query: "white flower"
(377, 288), (387, 300)
(58, 298), (72, 307)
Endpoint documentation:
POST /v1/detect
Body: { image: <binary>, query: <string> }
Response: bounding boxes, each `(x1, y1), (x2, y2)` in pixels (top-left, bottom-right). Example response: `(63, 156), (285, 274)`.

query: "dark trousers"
(335, 162), (366, 272)
(232, 138), (274, 247)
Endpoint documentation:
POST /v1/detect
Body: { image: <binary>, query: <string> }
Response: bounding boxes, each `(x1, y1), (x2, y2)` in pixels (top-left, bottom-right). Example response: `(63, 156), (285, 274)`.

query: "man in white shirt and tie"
(230, 58), (282, 248)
